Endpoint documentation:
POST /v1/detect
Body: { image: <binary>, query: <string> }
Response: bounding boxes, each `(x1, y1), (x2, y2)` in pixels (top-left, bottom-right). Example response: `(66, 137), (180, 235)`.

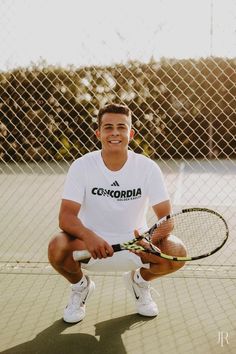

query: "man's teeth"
(109, 141), (120, 144)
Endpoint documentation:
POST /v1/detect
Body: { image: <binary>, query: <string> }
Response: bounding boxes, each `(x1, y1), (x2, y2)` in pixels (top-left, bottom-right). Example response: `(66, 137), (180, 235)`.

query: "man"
(48, 103), (186, 323)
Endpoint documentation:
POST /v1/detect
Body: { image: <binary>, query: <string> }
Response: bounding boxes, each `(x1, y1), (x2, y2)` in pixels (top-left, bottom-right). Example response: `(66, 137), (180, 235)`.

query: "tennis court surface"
(0, 159), (236, 353)
(0, 271), (235, 354)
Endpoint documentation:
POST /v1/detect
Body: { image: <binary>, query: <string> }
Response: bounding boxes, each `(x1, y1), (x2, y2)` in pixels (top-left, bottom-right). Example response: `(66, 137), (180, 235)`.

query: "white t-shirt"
(62, 150), (169, 243)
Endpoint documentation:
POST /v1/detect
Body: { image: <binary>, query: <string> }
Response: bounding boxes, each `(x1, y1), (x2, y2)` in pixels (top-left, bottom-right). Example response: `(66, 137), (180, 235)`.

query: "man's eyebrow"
(102, 123), (127, 127)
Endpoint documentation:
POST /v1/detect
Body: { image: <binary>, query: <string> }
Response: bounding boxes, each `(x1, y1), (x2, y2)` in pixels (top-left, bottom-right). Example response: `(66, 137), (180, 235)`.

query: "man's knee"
(150, 256), (185, 273)
(159, 236), (187, 268)
(169, 258), (185, 271)
(148, 240), (187, 275)
(48, 233), (68, 265)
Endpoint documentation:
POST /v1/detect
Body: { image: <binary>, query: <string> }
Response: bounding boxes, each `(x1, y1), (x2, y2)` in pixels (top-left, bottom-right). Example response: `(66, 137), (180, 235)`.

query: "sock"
(133, 269), (147, 284)
(72, 275), (88, 289)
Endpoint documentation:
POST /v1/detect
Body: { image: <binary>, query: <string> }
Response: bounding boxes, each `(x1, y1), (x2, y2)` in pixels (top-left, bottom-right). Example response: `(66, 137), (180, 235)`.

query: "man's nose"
(111, 128), (119, 135)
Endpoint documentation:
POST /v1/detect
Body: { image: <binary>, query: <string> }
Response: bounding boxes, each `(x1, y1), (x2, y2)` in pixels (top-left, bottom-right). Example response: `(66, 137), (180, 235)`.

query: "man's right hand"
(84, 231), (114, 260)
(59, 199), (114, 260)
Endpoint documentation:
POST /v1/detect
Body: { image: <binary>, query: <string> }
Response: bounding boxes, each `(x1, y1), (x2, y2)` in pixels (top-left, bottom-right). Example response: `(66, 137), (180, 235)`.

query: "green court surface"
(0, 271), (236, 354)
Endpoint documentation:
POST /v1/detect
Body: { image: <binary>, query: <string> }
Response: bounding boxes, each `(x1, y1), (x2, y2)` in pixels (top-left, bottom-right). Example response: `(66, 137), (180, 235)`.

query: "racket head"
(144, 208), (229, 261)
(127, 208), (229, 262)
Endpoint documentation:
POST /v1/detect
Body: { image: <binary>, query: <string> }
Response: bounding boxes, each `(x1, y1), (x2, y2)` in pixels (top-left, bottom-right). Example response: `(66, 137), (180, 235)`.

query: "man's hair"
(97, 103), (131, 128)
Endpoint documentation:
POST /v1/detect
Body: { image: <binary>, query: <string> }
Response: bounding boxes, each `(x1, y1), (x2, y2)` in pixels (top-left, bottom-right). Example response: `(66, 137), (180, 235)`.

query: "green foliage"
(0, 57), (235, 162)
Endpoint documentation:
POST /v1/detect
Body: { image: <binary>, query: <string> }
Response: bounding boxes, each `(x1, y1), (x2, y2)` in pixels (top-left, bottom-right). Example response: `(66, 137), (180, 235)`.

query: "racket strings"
(153, 211), (227, 258)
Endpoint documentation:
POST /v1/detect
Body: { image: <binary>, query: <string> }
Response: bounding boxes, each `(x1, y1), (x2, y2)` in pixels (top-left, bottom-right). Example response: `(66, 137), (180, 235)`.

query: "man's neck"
(101, 150), (128, 171)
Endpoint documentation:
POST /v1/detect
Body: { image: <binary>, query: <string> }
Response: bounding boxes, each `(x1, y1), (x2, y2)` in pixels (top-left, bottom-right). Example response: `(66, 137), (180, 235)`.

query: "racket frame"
(73, 208), (229, 263)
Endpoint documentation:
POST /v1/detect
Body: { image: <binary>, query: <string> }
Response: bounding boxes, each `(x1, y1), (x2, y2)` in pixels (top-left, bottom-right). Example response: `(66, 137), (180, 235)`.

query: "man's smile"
(108, 140), (122, 144)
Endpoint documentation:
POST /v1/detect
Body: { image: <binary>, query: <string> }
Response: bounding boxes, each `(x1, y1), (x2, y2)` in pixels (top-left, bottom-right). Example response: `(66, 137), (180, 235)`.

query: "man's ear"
(129, 129), (135, 140)
(95, 129), (100, 140)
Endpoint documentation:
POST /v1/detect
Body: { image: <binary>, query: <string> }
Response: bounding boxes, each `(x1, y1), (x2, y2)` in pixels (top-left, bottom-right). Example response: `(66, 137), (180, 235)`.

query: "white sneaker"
(63, 276), (95, 323)
(123, 271), (159, 317)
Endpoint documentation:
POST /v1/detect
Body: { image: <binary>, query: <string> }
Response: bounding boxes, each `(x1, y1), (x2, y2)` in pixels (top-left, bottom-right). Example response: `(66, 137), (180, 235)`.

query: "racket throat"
(112, 244), (124, 252)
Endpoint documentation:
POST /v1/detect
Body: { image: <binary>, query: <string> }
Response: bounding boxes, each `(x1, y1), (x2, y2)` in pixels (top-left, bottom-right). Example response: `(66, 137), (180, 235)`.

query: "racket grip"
(73, 250), (92, 262)
(73, 244), (123, 263)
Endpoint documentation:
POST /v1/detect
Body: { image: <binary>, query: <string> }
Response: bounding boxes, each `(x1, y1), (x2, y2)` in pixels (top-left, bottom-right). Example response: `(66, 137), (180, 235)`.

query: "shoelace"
(69, 288), (85, 308)
(137, 283), (160, 304)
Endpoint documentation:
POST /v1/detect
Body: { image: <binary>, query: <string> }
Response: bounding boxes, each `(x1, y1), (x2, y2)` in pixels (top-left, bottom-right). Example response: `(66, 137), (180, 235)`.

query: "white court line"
(173, 161), (185, 205)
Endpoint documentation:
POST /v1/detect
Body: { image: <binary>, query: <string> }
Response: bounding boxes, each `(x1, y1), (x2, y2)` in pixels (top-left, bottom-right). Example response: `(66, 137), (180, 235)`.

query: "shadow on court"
(0, 314), (154, 354)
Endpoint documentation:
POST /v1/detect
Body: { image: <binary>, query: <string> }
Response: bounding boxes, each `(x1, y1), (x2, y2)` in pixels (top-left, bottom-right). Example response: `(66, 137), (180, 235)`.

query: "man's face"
(96, 113), (134, 152)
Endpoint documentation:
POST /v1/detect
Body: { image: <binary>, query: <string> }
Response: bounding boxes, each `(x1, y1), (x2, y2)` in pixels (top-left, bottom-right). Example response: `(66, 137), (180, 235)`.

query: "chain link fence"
(0, 0), (235, 276)
(1, 58), (235, 163)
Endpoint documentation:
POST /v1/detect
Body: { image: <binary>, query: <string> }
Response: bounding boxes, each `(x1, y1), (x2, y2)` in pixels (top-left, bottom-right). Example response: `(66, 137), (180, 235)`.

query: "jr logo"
(217, 331), (229, 347)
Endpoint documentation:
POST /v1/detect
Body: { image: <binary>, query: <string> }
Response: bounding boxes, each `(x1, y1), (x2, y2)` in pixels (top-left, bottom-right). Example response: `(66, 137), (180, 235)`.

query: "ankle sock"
(133, 269), (147, 284)
(72, 275), (88, 289)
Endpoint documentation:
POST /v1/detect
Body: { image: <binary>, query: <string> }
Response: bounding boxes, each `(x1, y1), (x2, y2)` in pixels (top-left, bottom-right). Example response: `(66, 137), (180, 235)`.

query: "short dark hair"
(97, 103), (131, 128)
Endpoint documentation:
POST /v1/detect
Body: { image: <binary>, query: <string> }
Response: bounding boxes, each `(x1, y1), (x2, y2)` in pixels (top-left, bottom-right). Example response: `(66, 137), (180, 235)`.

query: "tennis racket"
(73, 208), (228, 263)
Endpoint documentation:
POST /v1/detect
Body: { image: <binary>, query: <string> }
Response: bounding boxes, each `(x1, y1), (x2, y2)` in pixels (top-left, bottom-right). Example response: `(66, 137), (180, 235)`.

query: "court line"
(173, 161), (185, 205)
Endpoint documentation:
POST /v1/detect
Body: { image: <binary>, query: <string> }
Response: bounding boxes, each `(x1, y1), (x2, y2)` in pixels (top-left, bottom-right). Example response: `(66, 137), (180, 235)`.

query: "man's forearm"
(59, 213), (89, 240)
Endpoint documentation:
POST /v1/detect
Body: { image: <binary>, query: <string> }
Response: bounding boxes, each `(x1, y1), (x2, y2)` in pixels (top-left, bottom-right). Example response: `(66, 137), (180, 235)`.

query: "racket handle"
(73, 250), (92, 263)
(73, 244), (123, 263)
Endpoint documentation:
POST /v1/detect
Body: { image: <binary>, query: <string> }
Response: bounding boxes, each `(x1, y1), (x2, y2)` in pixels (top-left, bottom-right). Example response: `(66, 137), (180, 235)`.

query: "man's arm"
(59, 199), (114, 259)
(152, 200), (172, 220)
(130, 200), (172, 263)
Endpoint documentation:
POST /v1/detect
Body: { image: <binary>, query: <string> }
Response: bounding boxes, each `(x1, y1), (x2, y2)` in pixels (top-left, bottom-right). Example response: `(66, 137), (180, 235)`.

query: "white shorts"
(81, 250), (150, 272)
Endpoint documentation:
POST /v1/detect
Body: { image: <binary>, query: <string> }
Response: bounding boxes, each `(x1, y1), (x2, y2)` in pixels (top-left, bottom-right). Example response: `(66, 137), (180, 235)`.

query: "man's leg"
(48, 232), (95, 323)
(48, 232), (85, 283)
(124, 235), (186, 316)
(140, 235), (186, 280)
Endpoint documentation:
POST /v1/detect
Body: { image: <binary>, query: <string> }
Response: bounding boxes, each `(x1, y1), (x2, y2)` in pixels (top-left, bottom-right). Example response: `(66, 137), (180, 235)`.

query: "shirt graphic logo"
(91, 187), (142, 201)
(111, 181), (119, 187)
